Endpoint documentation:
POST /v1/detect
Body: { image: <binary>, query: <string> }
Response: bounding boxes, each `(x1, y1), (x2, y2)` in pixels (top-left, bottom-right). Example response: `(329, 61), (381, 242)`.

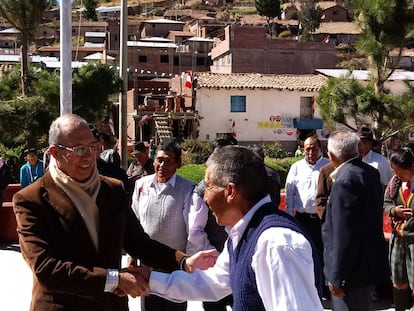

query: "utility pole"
(60, 0), (72, 115)
(119, 0), (128, 169)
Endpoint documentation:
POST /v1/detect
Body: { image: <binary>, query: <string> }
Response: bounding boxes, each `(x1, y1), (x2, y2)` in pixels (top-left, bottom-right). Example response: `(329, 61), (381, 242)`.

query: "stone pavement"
(0, 243), (395, 311)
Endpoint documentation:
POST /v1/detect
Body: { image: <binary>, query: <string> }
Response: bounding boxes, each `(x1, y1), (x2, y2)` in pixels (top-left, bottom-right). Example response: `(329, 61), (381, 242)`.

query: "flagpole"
(118, 0), (128, 169)
(60, 0), (72, 115)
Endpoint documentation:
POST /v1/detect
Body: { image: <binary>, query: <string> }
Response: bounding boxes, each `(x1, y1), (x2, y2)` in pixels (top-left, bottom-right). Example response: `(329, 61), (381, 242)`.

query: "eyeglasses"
(56, 144), (99, 156)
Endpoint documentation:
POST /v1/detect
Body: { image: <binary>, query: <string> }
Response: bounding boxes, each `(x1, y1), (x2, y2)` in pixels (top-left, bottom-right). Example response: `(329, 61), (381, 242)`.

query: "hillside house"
(139, 19), (185, 38)
(194, 72), (329, 150)
(318, 1), (349, 22)
(210, 24), (337, 74)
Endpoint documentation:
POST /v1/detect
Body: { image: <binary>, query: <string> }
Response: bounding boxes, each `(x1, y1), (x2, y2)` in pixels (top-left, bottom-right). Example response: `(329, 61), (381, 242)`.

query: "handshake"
(115, 265), (151, 298)
(114, 249), (218, 298)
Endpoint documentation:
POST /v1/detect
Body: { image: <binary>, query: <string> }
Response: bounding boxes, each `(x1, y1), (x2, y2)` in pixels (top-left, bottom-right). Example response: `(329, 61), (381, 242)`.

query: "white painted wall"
(196, 87), (323, 142)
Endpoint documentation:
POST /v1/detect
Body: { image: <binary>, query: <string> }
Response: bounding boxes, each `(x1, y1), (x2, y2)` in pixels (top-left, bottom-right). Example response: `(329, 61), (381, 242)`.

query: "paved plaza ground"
(0, 243), (396, 311)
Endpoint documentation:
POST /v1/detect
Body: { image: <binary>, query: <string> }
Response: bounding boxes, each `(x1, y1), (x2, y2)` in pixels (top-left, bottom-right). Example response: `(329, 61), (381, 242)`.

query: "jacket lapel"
(40, 172), (98, 252)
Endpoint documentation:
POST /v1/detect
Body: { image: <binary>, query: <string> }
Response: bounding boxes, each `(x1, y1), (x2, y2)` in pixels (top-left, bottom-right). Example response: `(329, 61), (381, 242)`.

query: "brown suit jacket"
(315, 162), (334, 220)
(13, 171), (182, 311)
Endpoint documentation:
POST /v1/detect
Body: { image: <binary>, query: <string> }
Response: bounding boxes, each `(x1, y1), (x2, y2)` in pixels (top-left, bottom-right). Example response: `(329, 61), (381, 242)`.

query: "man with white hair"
(322, 130), (388, 310)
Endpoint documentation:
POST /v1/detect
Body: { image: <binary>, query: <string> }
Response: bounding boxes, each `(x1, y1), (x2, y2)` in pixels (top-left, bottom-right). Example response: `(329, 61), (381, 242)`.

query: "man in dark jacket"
(322, 130), (389, 310)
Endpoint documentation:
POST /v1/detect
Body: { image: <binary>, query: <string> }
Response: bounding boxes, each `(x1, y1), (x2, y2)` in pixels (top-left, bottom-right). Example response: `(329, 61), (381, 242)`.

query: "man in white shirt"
(285, 135), (330, 296)
(357, 127), (392, 188)
(131, 145), (324, 311)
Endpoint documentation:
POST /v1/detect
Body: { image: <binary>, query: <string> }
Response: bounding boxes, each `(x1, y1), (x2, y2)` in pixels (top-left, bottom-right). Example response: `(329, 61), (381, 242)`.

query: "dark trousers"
(295, 212), (328, 297)
(294, 212), (323, 258)
(331, 285), (374, 311)
(203, 294), (233, 311)
(141, 294), (187, 311)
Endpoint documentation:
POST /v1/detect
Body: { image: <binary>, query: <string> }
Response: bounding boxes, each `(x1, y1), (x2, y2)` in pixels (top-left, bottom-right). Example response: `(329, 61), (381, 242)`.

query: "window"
(139, 55), (147, 63)
(160, 54), (169, 63)
(300, 97), (314, 118)
(196, 57), (205, 66)
(230, 96), (246, 112)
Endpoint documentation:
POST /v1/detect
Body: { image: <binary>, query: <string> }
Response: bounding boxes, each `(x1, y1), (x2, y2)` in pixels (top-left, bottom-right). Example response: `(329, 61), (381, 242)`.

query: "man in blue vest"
(131, 145), (323, 311)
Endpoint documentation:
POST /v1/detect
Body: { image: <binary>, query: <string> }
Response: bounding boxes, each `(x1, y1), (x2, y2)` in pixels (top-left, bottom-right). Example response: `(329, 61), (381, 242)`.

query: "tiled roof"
(317, 1), (344, 10)
(313, 22), (360, 35)
(196, 72), (327, 91)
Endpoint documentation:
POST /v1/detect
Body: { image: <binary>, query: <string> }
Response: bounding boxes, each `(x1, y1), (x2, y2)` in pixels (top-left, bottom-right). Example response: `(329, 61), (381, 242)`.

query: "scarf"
(49, 156), (101, 251)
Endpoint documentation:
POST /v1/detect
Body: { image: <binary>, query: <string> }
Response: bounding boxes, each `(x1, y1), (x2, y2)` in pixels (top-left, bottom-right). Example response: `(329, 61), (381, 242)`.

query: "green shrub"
(177, 164), (206, 184)
(181, 139), (212, 165)
(262, 142), (290, 158)
(265, 157), (301, 187)
(176, 157), (301, 187)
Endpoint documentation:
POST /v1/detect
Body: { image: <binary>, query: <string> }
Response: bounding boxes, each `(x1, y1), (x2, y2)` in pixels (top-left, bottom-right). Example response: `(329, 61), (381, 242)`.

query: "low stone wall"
(0, 184), (21, 243)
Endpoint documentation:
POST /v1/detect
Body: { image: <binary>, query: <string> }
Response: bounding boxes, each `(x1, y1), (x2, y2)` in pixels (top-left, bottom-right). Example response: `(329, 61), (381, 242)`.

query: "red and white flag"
(185, 71), (192, 88)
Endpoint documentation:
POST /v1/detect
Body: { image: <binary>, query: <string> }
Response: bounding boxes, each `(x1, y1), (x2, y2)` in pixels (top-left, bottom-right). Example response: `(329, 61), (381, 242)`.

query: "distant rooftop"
(316, 69), (414, 81)
(197, 72), (327, 91)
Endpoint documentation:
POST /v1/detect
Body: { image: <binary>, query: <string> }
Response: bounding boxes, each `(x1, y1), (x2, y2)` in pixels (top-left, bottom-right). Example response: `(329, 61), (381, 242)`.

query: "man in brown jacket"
(13, 114), (213, 311)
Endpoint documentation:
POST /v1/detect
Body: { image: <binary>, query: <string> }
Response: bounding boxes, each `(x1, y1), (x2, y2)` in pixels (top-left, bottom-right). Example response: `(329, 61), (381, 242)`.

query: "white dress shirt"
(149, 196), (323, 311)
(363, 150), (393, 187)
(285, 156), (330, 215)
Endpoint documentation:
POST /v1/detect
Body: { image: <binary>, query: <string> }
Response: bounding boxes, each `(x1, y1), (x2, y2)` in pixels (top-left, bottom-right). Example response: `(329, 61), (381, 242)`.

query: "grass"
(177, 163), (206, 184)
(177, 157), (298, 187)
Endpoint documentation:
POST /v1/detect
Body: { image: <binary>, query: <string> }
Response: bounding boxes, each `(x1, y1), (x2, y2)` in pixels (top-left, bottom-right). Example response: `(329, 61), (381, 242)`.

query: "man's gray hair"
(327, 131), (360, 161)
(206, 145), (267, 203)
(48, 114), (89, 145)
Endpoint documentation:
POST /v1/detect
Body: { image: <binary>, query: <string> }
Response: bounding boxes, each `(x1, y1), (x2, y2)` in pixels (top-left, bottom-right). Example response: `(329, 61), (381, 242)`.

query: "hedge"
(177, 157), (301, 187)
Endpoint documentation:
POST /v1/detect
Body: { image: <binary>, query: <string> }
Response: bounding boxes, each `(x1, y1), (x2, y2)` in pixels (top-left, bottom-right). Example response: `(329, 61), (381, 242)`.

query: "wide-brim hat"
(131, 142), (148, 154)
(356, 127), (376, 142)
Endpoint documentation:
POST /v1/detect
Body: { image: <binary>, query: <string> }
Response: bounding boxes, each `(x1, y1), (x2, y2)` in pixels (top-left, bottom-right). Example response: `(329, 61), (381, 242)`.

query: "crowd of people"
(5, 112), (414, 311)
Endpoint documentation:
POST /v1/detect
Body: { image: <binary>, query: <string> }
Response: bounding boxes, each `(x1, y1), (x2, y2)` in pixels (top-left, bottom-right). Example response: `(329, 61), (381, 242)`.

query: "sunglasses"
(56, 144), (99, 156)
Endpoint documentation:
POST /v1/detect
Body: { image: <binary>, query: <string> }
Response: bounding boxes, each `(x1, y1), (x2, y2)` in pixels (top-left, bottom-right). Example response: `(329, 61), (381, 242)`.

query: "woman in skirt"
(384, 147), (414, 311)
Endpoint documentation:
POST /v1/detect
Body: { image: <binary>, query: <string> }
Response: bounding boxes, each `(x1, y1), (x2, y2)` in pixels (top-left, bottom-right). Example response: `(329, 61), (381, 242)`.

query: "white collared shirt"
(149, 196), (323, 311)
(285, 156), (330, 215)
(363, 150), (392, 186)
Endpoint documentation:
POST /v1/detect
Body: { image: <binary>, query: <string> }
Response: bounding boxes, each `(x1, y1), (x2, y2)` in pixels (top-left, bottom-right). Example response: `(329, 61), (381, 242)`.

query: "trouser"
(141, 294), (187, 311)
(295, 211), (327, 297)
(331, 285), (374, 311)
(203, 294), (233, 311)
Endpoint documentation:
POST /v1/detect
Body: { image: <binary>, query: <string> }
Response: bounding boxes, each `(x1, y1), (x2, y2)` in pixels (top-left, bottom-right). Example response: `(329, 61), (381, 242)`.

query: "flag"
(185, 71), (192, 88)
(323, 35), (330, 44)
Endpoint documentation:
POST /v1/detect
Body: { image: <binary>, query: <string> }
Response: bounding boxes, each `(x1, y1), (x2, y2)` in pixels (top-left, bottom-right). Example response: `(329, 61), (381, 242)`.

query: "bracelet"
(179, 256), (189, 271)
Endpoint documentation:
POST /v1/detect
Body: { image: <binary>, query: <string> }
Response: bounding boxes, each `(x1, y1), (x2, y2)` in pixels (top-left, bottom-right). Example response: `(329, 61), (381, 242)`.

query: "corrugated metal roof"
(196, 72), (327, 91)
(85, 32), (106, 38)
(144, 18), (184, 24)
(316, 69), (414, 81)
(127, 41), (177, 48)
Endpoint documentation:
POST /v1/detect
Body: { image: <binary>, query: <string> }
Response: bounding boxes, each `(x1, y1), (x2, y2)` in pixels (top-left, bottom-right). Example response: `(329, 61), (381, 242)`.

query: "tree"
(72, 63), (123, 120)
(0, 0), (52, 96)
(298, 0), (322, 41)
(353, 0), (414, 95)
(83, 0), (98, 21)
(0, 64), (123, 179)
(255, 0), (280, 36)
(317, 0), (414, 141)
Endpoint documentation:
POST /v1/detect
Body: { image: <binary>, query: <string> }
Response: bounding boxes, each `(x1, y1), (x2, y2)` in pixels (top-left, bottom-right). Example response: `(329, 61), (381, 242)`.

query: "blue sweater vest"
(228, 203), (322, 311)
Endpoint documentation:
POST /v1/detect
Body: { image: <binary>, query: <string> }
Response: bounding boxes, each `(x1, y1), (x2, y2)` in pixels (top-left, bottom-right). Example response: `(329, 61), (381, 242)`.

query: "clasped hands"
(114, 248), (218, 298)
